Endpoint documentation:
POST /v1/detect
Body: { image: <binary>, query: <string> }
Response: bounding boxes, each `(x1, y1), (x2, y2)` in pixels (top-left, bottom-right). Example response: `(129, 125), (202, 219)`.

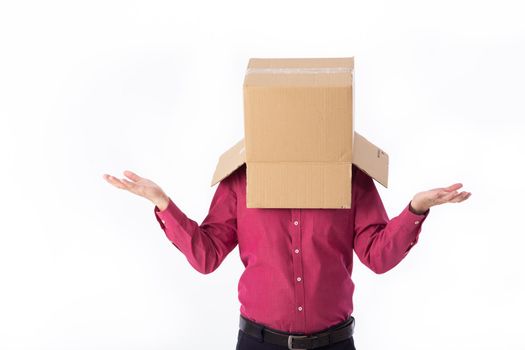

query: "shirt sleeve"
(352, 166), (430, 274)
(153, 174), (238, 275)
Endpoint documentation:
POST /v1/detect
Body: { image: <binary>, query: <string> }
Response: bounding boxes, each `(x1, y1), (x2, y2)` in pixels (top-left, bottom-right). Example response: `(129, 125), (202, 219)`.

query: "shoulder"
(351, 164), (375, 195)
(218, 163), (246, 194)
(351, 163), (365, 182)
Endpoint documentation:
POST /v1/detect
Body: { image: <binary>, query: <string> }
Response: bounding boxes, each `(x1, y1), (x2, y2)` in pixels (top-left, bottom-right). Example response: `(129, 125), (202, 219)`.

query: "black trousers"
(235, 318), (357, 350)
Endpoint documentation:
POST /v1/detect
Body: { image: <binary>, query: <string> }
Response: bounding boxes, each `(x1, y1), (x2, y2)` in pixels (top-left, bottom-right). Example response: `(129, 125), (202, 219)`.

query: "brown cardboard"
(211, 131), (389, 204)
(210, 57), (389, 209)
(245, 57), (353, 208)
(211, 138), (246, 188)
(351, 132), (389, 188)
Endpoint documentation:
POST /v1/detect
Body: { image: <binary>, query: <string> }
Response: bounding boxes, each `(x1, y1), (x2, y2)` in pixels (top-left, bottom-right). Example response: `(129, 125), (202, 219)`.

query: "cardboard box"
(211, 57), (389, 209)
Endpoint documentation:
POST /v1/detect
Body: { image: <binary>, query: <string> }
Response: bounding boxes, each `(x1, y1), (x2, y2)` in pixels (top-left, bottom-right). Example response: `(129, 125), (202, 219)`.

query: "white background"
(1, 0), (524, 349)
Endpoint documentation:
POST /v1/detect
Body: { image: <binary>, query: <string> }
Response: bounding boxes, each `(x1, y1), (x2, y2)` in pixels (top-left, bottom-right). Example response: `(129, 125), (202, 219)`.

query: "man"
(103, 163), (471, 349)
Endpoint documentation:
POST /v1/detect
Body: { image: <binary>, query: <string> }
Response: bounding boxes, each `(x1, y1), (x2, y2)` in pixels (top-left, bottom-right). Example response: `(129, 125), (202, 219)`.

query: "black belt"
(239, 314), (355, 350)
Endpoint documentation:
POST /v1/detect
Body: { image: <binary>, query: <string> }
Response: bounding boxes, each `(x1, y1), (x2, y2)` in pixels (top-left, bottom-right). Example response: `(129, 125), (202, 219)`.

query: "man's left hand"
(410, 183), (471, 215)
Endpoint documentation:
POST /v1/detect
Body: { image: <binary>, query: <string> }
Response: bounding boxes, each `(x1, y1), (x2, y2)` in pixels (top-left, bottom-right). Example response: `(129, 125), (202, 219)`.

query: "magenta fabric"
(153, 163), (430, 334)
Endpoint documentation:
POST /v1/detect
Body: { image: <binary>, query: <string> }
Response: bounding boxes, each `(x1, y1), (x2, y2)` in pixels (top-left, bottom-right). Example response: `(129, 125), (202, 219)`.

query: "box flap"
(352, 132), (389, 188)
(210, 138), (245, 187)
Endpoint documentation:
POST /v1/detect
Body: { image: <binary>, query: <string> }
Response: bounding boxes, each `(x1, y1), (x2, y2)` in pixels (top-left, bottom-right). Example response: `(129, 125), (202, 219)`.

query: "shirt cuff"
(402, 201), (430, 253)
(153, 197), (189, 231)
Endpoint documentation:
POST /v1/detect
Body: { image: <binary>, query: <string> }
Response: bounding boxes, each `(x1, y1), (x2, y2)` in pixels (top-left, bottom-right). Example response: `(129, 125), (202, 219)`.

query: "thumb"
(123, 170), (143, 182)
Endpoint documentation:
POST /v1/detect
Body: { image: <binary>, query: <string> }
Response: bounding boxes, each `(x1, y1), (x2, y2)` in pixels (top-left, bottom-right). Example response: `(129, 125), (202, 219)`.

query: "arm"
(352, 167), (430, 274)
(153, 174), (238, 275)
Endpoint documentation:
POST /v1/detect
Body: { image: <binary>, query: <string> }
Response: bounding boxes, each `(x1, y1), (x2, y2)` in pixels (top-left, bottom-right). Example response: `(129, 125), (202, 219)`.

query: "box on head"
(212, 57), (388, 209)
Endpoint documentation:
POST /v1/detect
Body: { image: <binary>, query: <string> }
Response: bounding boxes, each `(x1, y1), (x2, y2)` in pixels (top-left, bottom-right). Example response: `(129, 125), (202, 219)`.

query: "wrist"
(153, 194), (170, 211)
(409, 200), (427, 215)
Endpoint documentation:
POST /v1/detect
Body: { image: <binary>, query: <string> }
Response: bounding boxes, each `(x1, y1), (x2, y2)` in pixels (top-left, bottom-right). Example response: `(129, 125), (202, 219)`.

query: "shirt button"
(414, 220), (420, 225)
(293, 220), (299, 226)
(294, 249), (300, 254)
(298, 306), (303, 311)
(296, 277), (302, 282)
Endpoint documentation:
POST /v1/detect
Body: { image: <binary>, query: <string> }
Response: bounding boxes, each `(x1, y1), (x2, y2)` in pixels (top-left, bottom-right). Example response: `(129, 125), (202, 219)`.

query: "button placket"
(290, 209), (306, 331)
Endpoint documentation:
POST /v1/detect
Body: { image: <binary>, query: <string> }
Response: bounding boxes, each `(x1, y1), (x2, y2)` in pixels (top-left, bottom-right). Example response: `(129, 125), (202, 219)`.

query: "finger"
(444, 183), (463, 191)
(437, 190), (460, 203)
(448, 191), (469, 203)
(433, 187), (456, 195)
(103, 174), (127, 189)
(457, 192), (472, 202)
(123, 170), (142, 182)
(436, 189), (453, 198)
(121, 178), (137, 189)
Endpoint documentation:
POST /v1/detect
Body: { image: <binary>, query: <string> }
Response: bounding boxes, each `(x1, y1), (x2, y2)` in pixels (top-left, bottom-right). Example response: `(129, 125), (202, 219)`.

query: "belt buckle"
(288, 334), (308, 350)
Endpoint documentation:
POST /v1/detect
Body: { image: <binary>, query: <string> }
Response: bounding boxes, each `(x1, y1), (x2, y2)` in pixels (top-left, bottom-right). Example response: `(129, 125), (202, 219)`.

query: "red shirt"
(153, 163), (430, 334)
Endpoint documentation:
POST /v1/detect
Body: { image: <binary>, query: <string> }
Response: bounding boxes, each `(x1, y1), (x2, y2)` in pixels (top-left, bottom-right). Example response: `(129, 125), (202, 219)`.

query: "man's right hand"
(102, 170), (170, 211)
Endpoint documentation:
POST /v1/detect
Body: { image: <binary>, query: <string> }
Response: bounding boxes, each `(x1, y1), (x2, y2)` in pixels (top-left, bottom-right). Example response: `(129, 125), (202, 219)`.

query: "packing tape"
(245, 67), (353, 75)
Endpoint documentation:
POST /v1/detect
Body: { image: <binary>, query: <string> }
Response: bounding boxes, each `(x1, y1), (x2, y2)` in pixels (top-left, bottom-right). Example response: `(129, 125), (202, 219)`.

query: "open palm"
(102, 170), (168, 206)
(411, 183), (471, 213)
